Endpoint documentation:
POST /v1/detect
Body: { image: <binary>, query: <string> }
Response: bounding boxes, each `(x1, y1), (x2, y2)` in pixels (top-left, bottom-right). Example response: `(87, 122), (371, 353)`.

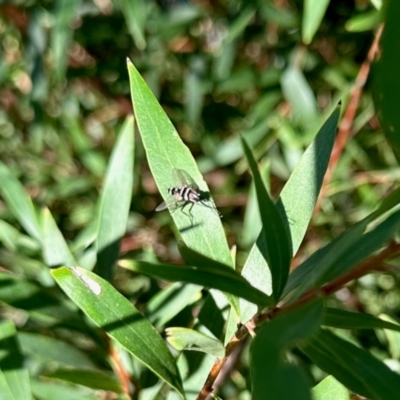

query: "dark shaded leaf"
(300, 329), (400, 400)
(251, 300), (323, 400)
(120, 259), (271, 307)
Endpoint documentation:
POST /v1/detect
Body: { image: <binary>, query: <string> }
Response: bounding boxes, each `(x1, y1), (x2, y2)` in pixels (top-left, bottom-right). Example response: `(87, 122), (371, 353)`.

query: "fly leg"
(181, 201), (195, 225)
(169, 203), (180, 214)
(200, 199), (223, 218)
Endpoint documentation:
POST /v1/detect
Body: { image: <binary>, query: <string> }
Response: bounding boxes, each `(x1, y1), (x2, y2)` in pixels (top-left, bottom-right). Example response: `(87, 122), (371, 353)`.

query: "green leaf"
(225, 7), (256, 42)
(312, 376), (350, 400)
(316, 209), (400, 287)
(41, 208), (76, 267)
(278, 104), (341, 255)
(0, 272), (82, 326)
(299, 329), (400, 400)
(239, 243), (274, 323)
(0, 320), (32, 400)
(285, 187), (400, 299)
(240, 139), (291, 322)
(178, 246), (241, 316)
(241, 160), (270, 249)
(380, 314), (400, 359)
(18, 332), (96, 369)
(241, 137), (291, 301)
(115, 0), (147, 50)
(250, 300), (323, 400)
(283, 217), (364, 300)
(370, 185), (400, 219)
(44, 369), (122, 393)
(31, 379), (98, 400)
(345, 10), (381, 32)
(176, 292), (227, 397)
(280, 67), (318, 131)
(323, 308), (400, 332)
(302, 0), (330, 44)
(50, 0), (82, 80)
(0, 162), (41, 241)
(0, 219), (39, 253)
(51, 267), (184, 396)
(224, 306), (239, 345)
(127, 60), (232, 269)
(96, 117), (134, 280)
(166, 327), (225, 358)
(198, 293), (227, 341)
(120, 259), (271, 307)
(184, 57), (205, 127)
(371, 0), (383, 9)
(373, 0), (400, 162)
(240, 105), (340, 321)
(146, 282), (202, 328)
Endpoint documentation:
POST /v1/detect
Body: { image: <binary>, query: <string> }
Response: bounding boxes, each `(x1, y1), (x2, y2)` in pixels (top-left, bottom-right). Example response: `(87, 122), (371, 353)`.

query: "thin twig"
(110, 343), (135, 398)
(278, 241), (400, 317)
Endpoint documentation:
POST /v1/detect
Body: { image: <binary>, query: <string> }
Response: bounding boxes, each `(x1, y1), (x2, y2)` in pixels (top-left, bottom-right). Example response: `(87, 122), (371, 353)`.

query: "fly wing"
(173, 168), (198, 189)
(155, 197), (181, 212)
(155, 201), (169, 212)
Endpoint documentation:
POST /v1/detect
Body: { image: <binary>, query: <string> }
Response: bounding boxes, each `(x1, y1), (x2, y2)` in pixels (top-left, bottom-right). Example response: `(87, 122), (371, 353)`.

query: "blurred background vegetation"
(1, 0), (399, 398)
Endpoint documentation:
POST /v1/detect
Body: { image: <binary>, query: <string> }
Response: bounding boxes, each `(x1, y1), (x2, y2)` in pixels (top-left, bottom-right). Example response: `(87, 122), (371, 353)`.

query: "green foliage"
(1, 1), (400, 399)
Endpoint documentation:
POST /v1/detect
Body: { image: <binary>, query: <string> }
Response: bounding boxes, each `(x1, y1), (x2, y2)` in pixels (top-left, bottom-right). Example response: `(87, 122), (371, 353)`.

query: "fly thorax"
(188, 191), (200, 201)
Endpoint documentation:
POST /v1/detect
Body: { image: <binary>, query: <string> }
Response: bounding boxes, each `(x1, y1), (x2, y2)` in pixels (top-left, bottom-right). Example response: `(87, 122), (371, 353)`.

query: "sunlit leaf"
(51, 267), (184, 396)
(96, 117), (134, 280)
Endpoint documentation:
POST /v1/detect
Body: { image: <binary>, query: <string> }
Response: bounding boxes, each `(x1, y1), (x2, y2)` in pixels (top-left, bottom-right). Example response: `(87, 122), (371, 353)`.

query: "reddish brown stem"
(110, 343), (135, 398)
(280, 241), (400, 317)
(316, 24), (384, 211)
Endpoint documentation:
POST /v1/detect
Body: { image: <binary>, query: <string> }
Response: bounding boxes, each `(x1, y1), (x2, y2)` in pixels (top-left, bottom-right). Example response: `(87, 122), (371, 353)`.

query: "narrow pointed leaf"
(41, 208), (76, 267)
(381, 314), (400, 359)
(146, 282), (202, 328)
(312, 376), (350, 400)
(51, 267), (184, 396)
(50, 0), (82, 80)
(293, 209), (400, 299)
(44, 369), (122, 393)
(285, 186), (400, 299)
(241, 137), (291, 301)
(300, 329), (400, 400)
(0, 162), (41, 241)
(120, 259), (271, 307)
(96, 117), (134, 280)
(178, 246), (242, 315)
(31, 379), (94, 400)
(302, 0), (330, 44)
(373, 0), (400, 162)
(323, 308), (400, 332)
(281, 67), (318, 131)
(127, 60), (232, 270)
(283, 217), (369, 299)
(166, 327), (225, 358)
(0, 320), (32, 400)
(278, 103), (341, 255)
(241, 105), (340, 321)
(18, 332), (96, 369)
(116, 0), (147, 50)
